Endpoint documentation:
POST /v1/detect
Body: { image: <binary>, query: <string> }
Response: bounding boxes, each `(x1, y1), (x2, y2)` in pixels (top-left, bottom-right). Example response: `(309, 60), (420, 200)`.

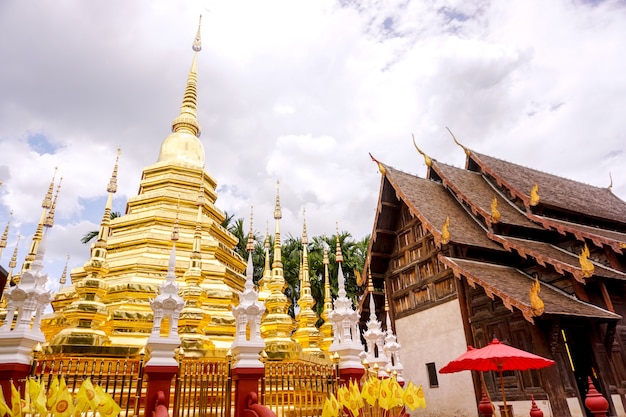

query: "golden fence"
(31, 355), (145, 417)
(262, 361), (339, 417)
(173, 357), (233, 417)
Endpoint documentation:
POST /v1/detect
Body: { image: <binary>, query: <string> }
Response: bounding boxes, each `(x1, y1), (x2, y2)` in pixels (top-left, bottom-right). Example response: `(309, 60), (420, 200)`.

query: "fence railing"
(31, 355), (145, 417)
(262, 360), (338, 417)
(173, 357), (233, 417)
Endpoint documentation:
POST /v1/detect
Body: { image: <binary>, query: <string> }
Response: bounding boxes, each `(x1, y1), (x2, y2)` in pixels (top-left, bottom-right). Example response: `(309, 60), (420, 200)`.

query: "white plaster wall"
(612, 394), (626, 417)
(395, 299), (476, 417)
(566, 397), (585, 417)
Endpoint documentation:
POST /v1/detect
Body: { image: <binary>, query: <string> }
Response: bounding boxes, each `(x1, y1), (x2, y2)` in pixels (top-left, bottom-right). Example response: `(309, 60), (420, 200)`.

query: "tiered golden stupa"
(40, 17), (246, 357)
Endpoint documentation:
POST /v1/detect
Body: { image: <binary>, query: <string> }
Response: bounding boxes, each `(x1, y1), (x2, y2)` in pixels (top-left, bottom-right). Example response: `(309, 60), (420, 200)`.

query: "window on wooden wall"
(393, 293), (414, 314)
(402, 269), (417, 287)
(398, 230), (411, 249)
(426, 362), (439, 388)
(414, 287), (430, 305)
(390, 274), (401, 293)
(434, 277), (456, 300)
(414, 223), (424, 240)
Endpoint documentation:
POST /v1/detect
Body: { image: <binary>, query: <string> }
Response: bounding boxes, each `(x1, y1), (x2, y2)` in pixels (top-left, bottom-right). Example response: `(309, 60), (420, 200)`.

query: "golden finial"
(193, 15), (202, 52)
(274, 180), (282, 220)
(301, 208), (308, 246)
(446, 127), (470, 156)
(608, 172), (613, 191)
(355, 268), (364, 287)
(44, 177), (62, 228)
(171, 16), (203, 138)
(412, 133), (432, 167)
(107, 147), (121, 194)
(42, 167), (58, 210)
(335, 222), (343, 263)
(264, 221), (270, 250)
(6, 234), (21, 287)
(441, 216), (450, 245)
(172, 196), (180, 242)
(491, 197), (501, 224)
(367, 268), (374, 292)
(59, 254), (70, 288)
(529, 274), (544, 317)
(0, 210), (13, 253)
(369, 153), (386, 175)
(530, 183), (540, 206)
(579, 243), (594, 278)
(384, 283), (389, 312)
(247, 206), (255, 252)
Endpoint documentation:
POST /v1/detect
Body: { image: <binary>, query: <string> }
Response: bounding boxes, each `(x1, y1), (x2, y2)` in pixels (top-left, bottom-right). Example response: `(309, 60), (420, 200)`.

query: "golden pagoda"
(292, 210), (324, 358)
(259, 182), (300, 359)
(41, 17), (246, 356)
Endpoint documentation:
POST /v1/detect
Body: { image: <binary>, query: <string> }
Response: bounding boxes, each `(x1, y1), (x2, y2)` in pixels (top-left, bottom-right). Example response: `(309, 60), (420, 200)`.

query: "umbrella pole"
(499, 369), (509, 417)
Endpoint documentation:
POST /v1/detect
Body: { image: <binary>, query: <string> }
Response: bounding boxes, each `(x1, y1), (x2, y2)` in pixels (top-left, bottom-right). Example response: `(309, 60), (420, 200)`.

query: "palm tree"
(80, 211), (122, 244)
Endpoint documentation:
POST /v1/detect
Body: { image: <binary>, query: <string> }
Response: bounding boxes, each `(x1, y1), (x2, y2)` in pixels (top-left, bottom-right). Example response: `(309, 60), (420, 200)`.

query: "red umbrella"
(440, 338), (555, 416)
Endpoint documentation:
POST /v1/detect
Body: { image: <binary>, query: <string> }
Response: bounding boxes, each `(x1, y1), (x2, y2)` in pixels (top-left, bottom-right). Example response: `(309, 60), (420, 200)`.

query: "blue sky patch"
(27, 133), (61, 155)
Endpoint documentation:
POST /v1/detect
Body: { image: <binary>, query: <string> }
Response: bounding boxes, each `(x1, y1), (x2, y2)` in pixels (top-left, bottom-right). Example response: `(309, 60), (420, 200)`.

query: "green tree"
(80, 211), (122, 244)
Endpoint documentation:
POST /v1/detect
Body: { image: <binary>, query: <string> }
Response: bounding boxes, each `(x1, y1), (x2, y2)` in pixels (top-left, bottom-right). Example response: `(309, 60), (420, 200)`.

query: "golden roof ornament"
(44, 178), (62, 228)
(59, 254), (70, 289)
(446, 127), (470, 156)
(441, 216), (450, 245)
(369, 153), (386, 176)
(529, 275), (544, 317)
(319, 235), (334, 352)
(246, 206), (255, 252)
(491, 197), (501, 224)
(0, 210), (12, 257)
(23, 169), (59, 271)
(579, 243), (595, 278)
(530, 183), (540, 206)
(412, 134), (432, 167)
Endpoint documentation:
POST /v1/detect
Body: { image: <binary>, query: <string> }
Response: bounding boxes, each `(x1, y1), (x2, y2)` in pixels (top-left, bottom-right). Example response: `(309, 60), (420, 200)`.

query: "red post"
(0, 362), (31, 408)
(477, 387), (494, 417)
(232, 367), (265, 417)
(585, 376), (609, 417)
(338, 367), (364, 385)
(529, 395), (544, 417)
(143, 365), (178, 417)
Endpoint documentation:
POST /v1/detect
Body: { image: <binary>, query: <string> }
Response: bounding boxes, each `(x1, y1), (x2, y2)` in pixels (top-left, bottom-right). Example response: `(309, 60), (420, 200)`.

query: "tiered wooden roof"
(367, 146), (626, 324)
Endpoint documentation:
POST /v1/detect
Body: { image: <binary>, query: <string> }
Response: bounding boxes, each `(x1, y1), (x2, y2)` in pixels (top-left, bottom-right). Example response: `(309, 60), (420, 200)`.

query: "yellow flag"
(76, 378), (100, 412)
(51, 383), (74, 417)
(349, 380), (364, 409)
(390, 377), (404, 408)
(10, 381), (21, 417)
(337, 385), (351, 409)
(46, 375), (59, 409)
(27, 378), (47, 415)
(0, 385), (13, 417)
(416, 384), (426, 409)
(321, 394), (339, 417)
(94, 385), (121, 417)
(378, 377), (393, 410)
(361, 376), (380, 406)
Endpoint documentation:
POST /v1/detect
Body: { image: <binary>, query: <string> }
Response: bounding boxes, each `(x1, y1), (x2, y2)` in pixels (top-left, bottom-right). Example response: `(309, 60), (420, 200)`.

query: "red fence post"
(144, 364), (178, 417)
(585, 376), (609, 417)
(232, 367), (265, 417)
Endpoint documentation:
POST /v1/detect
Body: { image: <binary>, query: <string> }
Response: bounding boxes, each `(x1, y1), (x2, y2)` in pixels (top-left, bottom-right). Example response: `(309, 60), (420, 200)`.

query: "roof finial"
(107, 147), (121, 194)
(446, 127), (470, 156)
(530, 183), (540, 206)
(369, 153), (387, 176)
(441, 216), (450, 245)
(412, 134), (432, 167)
(247, 206), (255, 252)
(0, 210), (13, 258)
(608, 172), (613, 191)
(59, 254), (70, 289)
(529, 274), (544, 317)
(491, 197), (501, 224)
(171, 16), (203, 138)
(45, 177), (62, 228)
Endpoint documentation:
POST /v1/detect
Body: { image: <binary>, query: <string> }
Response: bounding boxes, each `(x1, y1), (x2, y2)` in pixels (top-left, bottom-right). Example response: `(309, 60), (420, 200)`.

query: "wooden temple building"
(364, 137), (626, 416)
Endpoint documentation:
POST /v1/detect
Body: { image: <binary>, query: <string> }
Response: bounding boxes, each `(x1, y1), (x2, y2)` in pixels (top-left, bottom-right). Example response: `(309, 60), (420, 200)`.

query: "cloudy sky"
(1, 0), (625, 286)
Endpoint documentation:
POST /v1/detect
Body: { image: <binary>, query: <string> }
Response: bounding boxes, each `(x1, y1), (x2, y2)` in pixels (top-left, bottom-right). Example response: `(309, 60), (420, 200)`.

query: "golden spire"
(529, 274), (544, 317)
(367, 268), (374, 293)
(579, 243), (595, 278)
(187, 180), (204, 282)
(412, 134), (432, 167)
(158, 15), (205, 167)
(293, 209), (324, 357)
(247, 206), (255, 252)
(258, 222), (272, 299)
(0, 210), (12, 259)
(319, 234), (334, 352)
(491, 197), (501, 224)
(446, 127), (470, 156)
(0, 235), (20, 309)
(44, 178), (62, 228)
(260, 180), (299, 359)
(172, 15), (202, 138)
(530, 183), (540, 206)
(59, 254), (70, 289)
(441, 216), (450, 245)
(23, 168), (58, 271)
